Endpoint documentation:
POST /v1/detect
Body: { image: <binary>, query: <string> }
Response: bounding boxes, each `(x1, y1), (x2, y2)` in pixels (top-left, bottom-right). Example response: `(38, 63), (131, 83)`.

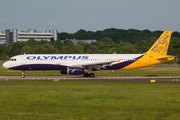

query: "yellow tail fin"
(147, 31), (172, 56)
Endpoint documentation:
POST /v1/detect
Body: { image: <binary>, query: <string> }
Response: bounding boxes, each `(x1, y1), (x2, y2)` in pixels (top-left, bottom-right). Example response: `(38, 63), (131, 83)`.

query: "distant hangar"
(0, 29), (58, 45)
(0, 29), (97, 45)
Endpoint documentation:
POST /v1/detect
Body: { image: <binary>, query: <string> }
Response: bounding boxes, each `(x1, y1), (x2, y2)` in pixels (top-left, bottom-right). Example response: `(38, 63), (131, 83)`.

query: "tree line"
(0, 28), (180, 63)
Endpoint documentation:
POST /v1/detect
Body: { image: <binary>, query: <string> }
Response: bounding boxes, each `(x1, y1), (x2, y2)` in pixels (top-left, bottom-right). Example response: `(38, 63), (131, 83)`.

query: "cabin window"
(9, 59), (16, 61)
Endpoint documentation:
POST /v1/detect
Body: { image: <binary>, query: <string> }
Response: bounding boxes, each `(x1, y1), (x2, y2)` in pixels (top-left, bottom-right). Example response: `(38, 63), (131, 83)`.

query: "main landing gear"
(21, 70), (25, 78)
(83, 73), (95, 78)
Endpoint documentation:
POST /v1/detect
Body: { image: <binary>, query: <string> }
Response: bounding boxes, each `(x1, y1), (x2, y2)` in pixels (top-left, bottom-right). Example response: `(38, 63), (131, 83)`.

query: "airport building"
(61, 39), (97, 44)
(0, 29), (58, 45)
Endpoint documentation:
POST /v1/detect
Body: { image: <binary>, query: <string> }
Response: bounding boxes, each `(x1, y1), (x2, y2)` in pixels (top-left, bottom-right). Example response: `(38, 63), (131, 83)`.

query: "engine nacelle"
(68, 67), (85, 75)
(60, 67), (85, 75)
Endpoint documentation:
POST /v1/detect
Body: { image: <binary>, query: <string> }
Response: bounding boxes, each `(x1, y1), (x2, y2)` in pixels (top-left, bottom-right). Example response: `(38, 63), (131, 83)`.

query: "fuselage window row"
(26, 58), (136, 61)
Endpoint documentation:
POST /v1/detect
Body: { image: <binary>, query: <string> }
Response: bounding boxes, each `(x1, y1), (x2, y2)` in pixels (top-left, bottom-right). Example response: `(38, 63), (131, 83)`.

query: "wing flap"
(72, 60), (118, 69)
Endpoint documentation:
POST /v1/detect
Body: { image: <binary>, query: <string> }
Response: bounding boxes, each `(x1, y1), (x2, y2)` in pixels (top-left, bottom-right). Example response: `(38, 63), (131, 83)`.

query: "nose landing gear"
(21, 70), (25, 78)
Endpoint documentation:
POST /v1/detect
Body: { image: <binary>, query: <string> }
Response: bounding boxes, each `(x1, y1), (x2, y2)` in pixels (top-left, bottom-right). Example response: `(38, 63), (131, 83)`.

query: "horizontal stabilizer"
(157, 56), (175, 61)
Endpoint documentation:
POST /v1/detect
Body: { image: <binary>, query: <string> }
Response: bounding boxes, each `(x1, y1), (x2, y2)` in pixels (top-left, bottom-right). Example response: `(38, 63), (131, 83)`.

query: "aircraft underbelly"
(9, 64), (67, 70)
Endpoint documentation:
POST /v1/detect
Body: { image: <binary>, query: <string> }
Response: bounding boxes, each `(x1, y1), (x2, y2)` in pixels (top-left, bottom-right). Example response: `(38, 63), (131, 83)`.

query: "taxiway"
(0, 76), (180, 83)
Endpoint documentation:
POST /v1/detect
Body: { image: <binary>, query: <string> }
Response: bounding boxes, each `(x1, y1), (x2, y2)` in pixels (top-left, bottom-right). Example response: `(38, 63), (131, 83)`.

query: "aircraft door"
(99, 57), (103, 61)
(144, 55), (148, 64)
(21, 55), (27, 70)
(21, 55), (26, 65)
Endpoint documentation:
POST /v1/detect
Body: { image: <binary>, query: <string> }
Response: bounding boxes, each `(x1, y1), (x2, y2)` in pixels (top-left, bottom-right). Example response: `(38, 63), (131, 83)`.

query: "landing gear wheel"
(22, 70), (25, 78)
(21, 74), (25, 78)
(83, 73), (89, 77)
(89, 73), (95, 78)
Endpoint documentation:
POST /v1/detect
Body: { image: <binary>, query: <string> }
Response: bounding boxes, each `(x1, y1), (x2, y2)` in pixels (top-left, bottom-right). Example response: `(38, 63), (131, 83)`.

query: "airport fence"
(152, 63), (180, 67)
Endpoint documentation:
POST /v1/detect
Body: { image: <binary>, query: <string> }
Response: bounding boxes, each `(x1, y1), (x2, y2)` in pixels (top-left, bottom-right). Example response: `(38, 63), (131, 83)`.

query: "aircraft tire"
(83, 73), (89, 77)
(89, 73), (95, 78)
(21, 74), (25, 78)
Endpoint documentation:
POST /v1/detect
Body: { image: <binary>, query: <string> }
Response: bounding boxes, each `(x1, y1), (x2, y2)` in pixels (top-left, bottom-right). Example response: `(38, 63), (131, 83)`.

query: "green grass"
(95, 67), (180, 76)
(0, 64), (180, 76)
(0, 81), (180, 120)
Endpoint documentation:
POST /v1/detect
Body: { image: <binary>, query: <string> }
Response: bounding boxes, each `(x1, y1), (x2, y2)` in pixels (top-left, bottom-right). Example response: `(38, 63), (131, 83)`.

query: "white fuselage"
(3, 54), (144, 71)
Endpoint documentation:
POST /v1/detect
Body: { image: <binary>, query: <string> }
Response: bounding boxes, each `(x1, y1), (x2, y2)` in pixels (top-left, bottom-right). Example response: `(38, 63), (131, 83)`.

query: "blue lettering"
(51, 56), (64, 59)
(57, 56), (63, 59)
(82, 56), (89, 59)
(73, 56), (81, 59)
(37, 56), (43, 60)
(64, 56), (72, 59)
(27, 56), (36, 60)
(43, 56), (51, 59)
(51, 56), (57, 59)
(64, 56), (68, 59)
(68, 56), (72, 59)
(26, 56), (89, 60)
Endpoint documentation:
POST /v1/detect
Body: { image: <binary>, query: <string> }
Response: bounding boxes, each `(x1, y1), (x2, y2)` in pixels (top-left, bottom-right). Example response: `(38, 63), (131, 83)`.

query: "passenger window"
(9, 59), (16, 61)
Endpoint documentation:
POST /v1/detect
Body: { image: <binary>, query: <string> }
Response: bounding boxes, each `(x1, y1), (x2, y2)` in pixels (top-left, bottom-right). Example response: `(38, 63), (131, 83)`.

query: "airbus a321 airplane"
(3, 31), (174, 78)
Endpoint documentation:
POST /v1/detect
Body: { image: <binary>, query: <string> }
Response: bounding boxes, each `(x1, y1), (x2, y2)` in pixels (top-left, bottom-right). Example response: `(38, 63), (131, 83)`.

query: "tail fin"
(147, 31), (172, 56)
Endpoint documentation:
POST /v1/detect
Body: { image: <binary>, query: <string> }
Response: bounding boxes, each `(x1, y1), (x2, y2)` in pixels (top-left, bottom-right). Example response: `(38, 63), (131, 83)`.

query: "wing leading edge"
(72, 60), (119, 70)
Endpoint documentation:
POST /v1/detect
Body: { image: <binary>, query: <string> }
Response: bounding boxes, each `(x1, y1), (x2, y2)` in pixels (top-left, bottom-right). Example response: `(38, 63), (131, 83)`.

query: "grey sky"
(0, 0), (180, 33)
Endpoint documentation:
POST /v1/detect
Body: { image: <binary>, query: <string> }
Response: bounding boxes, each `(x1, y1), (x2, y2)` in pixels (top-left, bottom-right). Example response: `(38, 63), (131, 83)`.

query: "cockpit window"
(9, 59), (16, 61)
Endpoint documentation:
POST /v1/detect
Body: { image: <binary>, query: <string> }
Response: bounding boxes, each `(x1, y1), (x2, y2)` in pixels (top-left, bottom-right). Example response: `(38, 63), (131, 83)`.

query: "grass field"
(0, 81), (180, 120)
(0, 64), (180, 76)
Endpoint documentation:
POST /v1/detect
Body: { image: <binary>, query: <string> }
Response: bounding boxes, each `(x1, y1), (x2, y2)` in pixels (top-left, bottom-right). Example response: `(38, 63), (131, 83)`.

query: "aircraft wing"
(72, 60), (119, 69)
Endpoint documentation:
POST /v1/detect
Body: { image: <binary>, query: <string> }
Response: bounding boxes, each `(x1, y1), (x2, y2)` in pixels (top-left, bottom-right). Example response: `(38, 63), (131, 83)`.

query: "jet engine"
(60, 67), (86, 75)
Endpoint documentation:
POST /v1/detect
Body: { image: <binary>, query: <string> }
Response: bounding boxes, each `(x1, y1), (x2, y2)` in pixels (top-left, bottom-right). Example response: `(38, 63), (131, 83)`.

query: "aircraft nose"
(3, 62), (8, 69)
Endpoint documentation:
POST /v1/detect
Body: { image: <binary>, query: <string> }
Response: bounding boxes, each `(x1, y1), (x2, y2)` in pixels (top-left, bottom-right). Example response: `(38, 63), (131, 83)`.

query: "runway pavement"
(0, 76), (180, 83)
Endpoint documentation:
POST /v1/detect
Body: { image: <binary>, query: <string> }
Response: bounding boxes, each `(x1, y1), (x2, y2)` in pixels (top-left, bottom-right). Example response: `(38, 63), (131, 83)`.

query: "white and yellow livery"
(3, 31), (174, 78)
